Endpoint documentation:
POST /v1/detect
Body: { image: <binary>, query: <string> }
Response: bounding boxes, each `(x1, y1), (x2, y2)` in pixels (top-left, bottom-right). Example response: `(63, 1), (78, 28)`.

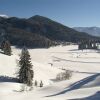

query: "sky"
(0, 0), (100, 27)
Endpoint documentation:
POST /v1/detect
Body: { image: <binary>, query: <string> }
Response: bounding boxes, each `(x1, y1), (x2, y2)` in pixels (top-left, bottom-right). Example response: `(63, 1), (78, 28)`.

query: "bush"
(56, 70), (72, 81)
(19, 84), (33, 92)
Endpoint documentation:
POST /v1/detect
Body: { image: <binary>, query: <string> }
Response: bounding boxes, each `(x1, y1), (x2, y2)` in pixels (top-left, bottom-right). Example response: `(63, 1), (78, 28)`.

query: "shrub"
(56, 70), (72, 81)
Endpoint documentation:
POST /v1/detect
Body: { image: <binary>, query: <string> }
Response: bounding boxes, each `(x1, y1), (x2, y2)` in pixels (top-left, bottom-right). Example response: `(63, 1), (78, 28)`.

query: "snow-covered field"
(0, 45), (100, 100)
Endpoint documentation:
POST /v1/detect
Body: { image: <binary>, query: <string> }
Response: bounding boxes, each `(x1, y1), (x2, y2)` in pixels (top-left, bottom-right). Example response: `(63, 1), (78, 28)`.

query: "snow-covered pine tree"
(2, 40), (12, 56)
(18, 46), (34, 86)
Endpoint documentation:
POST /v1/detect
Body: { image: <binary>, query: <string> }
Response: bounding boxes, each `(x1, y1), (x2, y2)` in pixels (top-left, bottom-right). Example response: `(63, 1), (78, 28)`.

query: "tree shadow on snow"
(45, 73), (100, 97)
(69, 91), (100, 100)
(52, 56), (100, 64)
(0, 51), (5, 54)
(72, 70), (99, 75)
(0, 75), (19, 83)
(69, 49), (78, 51)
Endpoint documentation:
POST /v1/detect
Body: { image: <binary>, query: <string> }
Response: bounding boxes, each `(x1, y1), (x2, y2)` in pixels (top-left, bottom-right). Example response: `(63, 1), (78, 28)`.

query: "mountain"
(0, 14), (9, 18)
(0, 15), (99, 48)
(73, 27), (100, 37)
(27, 15), (95, 42)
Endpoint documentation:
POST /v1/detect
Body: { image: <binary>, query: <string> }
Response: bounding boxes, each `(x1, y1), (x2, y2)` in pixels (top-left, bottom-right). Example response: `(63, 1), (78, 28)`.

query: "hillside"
(0, 15), (99, 48)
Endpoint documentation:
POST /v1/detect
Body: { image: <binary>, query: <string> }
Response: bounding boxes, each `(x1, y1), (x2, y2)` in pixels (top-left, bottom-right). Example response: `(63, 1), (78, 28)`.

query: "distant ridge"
(73, 27), (100, 37)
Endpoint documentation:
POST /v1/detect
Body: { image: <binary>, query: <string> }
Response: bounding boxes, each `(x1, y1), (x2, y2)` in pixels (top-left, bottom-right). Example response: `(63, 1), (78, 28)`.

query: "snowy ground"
(0, 45), (100, 100)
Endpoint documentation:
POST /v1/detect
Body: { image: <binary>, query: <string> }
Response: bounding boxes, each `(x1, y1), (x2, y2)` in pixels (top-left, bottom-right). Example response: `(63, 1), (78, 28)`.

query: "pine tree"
(2, 40), (12, 56)
(1, 40), (5, 50)
(40, 81), (43, 87)
(18, 47), (34, 86)
(34, 80), (38, 87)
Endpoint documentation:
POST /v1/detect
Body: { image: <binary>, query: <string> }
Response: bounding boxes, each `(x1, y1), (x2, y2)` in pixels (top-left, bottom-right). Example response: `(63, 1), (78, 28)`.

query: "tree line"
(78, 40), (98, 50)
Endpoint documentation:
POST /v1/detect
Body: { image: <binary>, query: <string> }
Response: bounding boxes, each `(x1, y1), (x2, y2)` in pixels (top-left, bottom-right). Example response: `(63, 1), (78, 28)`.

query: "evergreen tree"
(34, 80), (38, 87)
(1, 40), (5, 50)
(18, 47), (34, 86)
(40, 80), (43, 87)
(2, 40), (12, 56)
(78, 41), (84, 50)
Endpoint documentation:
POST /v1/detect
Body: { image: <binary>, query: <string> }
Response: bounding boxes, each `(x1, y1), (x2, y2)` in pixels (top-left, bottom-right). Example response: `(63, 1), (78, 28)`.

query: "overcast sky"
(0, 0), (100, 27)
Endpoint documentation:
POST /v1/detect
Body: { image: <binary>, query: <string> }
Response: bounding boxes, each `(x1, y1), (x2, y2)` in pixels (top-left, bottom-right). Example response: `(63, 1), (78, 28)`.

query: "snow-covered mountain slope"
(0, 45), (100, 100)
(0, 14), (9, 18)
